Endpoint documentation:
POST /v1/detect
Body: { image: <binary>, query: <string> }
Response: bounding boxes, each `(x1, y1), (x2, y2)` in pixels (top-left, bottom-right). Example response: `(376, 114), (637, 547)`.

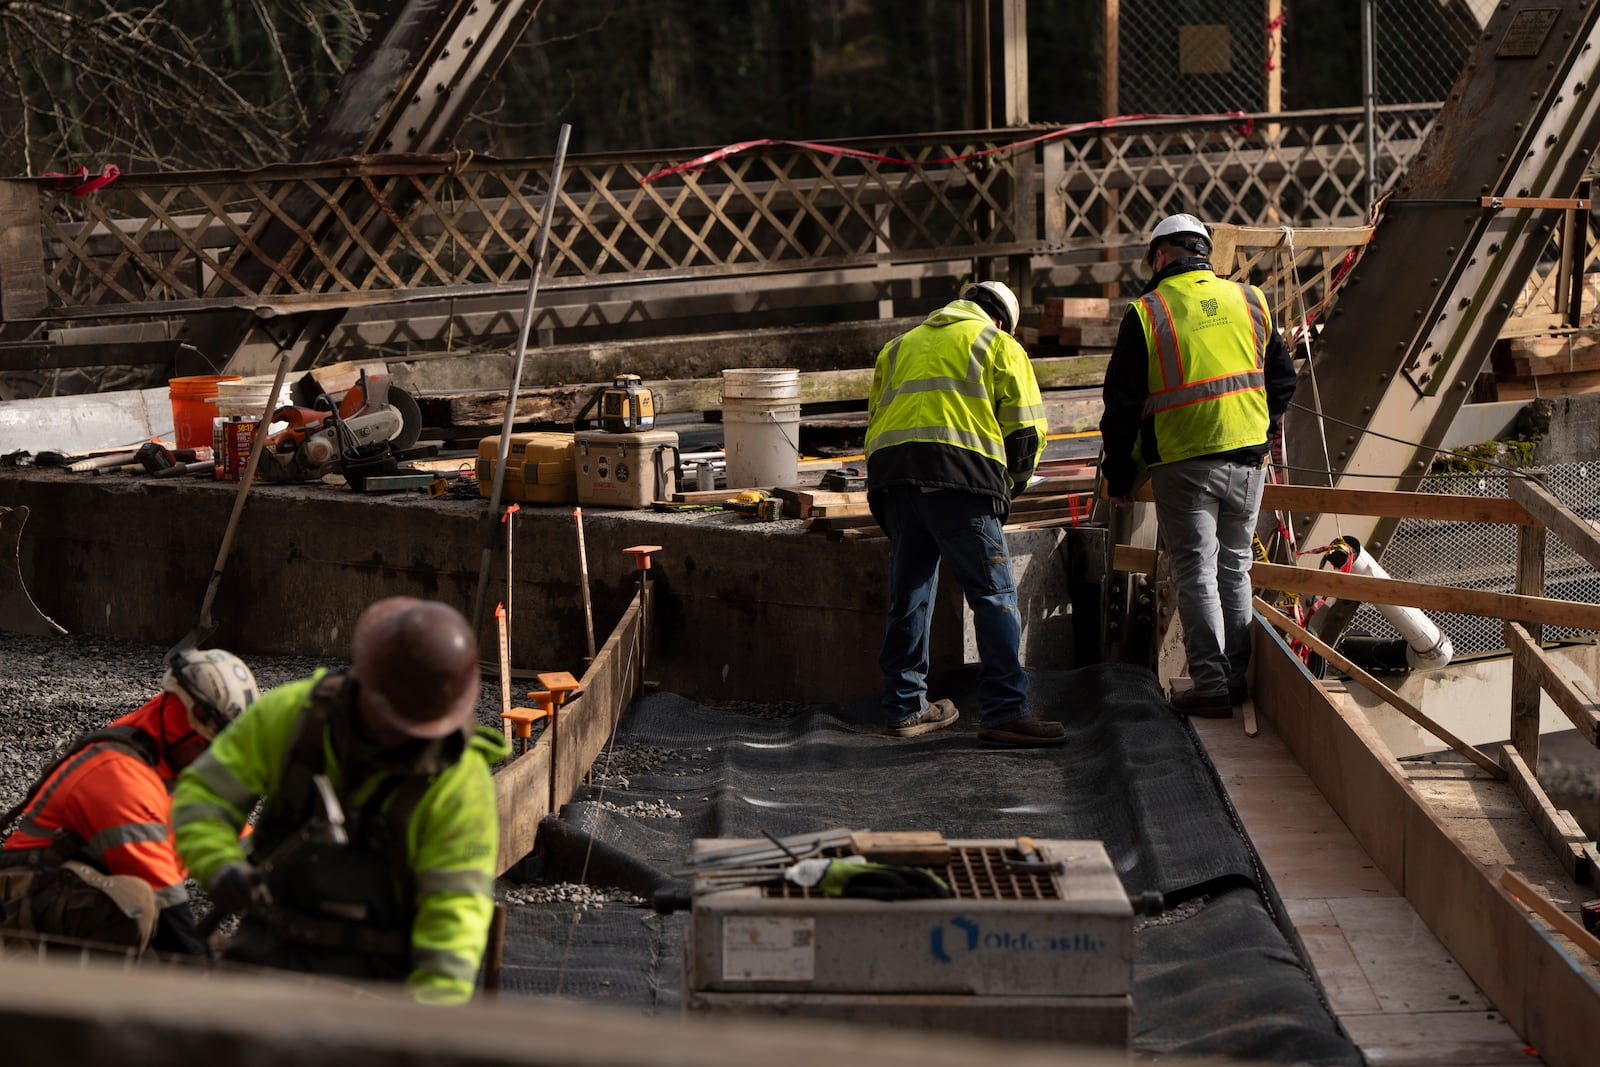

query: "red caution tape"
(641, 111), (1255, 184)
(40, 163), (120, 197)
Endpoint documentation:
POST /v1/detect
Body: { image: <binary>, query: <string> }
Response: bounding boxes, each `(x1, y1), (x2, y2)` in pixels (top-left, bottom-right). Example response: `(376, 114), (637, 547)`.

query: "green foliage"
(1431, 436), (1540, 474)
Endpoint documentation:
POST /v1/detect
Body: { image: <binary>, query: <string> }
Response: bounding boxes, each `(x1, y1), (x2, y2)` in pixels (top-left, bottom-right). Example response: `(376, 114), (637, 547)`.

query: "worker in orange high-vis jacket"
(0, 648), (260, 956)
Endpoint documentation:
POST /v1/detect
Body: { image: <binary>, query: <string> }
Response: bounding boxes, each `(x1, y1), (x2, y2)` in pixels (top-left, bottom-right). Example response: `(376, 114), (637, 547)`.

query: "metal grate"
(759, 844), (1061, 902)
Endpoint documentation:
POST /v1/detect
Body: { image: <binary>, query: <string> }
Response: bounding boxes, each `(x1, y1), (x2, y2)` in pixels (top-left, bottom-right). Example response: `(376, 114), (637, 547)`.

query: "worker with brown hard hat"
(172, 597), (509, 1003)
(1100, 212), (1298, 715)
(865, 280), (1064, 747)
(1, 648), (260, 957)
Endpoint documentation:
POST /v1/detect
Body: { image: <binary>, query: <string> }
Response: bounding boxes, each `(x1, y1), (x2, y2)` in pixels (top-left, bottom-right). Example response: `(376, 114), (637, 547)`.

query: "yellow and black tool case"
(476, 432), (578, 504)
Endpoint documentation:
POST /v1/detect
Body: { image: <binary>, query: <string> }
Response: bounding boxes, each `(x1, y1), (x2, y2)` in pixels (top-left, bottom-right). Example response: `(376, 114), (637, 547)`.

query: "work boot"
(976, 715), (1066, 747)
(1170, 687), (1233, 718)
(887, 698), (959, 737)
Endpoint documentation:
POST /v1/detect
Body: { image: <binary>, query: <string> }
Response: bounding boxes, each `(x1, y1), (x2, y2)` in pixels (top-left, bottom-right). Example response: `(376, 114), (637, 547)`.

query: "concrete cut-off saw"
(257, 369), (422, 489)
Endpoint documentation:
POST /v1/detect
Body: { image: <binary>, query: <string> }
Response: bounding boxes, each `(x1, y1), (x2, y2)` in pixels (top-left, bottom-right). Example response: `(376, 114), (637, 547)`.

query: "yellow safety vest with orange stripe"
(1132, 270), (1271, 465)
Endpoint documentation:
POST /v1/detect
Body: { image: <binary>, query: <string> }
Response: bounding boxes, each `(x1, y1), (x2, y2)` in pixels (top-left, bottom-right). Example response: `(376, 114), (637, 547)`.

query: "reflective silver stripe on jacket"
(1237, 283), (1267, 367)
(15, 745), (115, 840)
(1140, 292), (1182, 388)
(416, 867), (494, 898)
(1142, 371), (1266, 417)
(413, 945), (481, 985)
(868, 324), (1005, 459)
(83, 820), (169, 859)
(867, 424), (1006, 461)
(187, 750), (259, 812)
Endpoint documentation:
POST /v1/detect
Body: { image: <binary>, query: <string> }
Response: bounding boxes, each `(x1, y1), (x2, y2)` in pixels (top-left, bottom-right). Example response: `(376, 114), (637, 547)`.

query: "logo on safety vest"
(1200, 298), (1219, 316)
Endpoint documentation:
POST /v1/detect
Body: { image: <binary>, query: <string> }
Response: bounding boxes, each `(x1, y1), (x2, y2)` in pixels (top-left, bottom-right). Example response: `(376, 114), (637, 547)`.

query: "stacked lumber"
(1021, 297), (1127, 357)
(798, 464), (1100, 542)
(1485, 330), (1600, 401)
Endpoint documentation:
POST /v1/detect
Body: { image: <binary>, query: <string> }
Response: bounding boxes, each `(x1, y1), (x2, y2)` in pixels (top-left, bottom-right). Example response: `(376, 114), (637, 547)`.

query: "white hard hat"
(162, 648), (260, 739)
(1149, 213), (1210, 246)
(962, 280), (1021, 335)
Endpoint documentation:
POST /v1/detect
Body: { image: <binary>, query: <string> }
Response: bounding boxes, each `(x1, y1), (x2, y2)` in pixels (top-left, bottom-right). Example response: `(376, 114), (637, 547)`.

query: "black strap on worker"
(0, 726), (158, 841)
(251, 902), (413, 958)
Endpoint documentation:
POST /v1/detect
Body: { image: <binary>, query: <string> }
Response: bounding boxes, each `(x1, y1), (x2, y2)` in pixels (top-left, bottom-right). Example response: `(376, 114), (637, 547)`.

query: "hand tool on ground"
(198, 773), (348, 939)
(257, 368), (421, 487)
(136, 441), (213, 478)
(724, 488), (783, 521)
(818, 467), (867, 492)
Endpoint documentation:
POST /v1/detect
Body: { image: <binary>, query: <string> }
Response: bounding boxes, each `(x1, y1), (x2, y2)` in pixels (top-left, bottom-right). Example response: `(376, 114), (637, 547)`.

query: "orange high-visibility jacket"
(4, 694), (190, 909)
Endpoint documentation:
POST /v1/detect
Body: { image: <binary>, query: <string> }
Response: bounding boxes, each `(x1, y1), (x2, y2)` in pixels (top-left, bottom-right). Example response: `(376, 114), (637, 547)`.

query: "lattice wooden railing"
(2, 103), (1545, 332)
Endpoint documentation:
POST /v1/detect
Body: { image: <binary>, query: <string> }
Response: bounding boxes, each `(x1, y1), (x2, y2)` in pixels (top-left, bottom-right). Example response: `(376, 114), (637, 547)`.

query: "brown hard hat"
(351, 597), (480, 739)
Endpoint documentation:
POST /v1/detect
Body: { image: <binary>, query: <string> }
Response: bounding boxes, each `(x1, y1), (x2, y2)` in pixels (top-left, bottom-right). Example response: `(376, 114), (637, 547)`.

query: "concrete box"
(685, 839), (1132, 997)
(575, 429), (679, 508)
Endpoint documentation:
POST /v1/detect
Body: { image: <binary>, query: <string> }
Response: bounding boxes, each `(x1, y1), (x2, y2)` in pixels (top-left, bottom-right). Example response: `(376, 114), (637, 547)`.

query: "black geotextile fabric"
(498, 662), (1362, 1066)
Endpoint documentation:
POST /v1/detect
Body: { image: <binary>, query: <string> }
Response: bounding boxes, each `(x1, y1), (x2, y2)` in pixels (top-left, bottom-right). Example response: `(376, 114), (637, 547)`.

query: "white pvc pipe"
(1342, 542), (1454, 670)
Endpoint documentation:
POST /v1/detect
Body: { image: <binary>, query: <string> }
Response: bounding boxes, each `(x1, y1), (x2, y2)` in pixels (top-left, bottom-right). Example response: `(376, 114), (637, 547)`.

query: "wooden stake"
(574, 507), (596, 662)
(1499, 869), (1600, 965)
(494, 603), (512, 743)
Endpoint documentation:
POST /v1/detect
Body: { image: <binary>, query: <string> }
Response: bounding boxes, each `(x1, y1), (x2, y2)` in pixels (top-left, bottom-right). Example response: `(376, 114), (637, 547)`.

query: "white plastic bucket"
(721, 368), (801, 488)
(214, 375), (290, 419)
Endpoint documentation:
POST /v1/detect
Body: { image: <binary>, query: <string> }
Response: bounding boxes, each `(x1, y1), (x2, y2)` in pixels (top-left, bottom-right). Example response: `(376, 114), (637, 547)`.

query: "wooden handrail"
(1253, 597), (1505, 780)
(1504, 622), (1600, 746)
(1130, 481), (1536, 525)
(1508, 477), (1600, 570)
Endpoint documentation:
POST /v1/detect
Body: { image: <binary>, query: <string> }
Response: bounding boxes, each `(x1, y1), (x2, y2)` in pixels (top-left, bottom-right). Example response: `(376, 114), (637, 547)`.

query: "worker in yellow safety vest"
(172, 597), (508, 1003)
(865, 280), (1064, 747)
(1100, 213), (1298, 716)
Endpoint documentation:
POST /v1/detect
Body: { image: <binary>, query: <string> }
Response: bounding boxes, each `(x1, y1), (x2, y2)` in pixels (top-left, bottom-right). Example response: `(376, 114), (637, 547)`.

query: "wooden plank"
(1505, 623), (1600, 746)
(1499, 747), (1591, 884)
(1500, 869), (1600, 965)
(1508, 477), (1600, 573)
(1054, 323), (1121, 348)
(1491, 368), (1600, 400)
(0, 180), (47, 320)
(849, 830), (952, 865)
(421, 356), (1111, 429)
(1253, 624), (1600, 1067)
(1261, 484), (1537, 526)
(1133, 482), (1537, 525)
(1116, 545), (1600, 630)
(1511, 516), (1549, 765)
(1253, 598), (1506, 780)
(493, 597), (641, 874)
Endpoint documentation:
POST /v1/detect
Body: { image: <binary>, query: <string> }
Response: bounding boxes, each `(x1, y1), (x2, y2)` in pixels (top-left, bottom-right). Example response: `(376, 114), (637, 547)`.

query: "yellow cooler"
(476, 432), (577, 504)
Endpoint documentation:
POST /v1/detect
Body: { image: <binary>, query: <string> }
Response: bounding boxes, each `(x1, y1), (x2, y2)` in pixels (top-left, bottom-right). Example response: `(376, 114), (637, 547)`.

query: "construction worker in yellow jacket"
(866, 280), (1064, 747)
(172, 597), (508, 1003)
(1101, 213), (1298, 716)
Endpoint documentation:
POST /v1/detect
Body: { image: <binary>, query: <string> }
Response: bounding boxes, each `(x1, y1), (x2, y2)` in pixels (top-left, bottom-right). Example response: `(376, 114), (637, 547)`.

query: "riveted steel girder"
(1287, 2), (1600, 564)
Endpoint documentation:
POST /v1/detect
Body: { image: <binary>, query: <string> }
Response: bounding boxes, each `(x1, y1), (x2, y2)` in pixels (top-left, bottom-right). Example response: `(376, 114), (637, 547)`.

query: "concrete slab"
(0, 469), (1078, 703)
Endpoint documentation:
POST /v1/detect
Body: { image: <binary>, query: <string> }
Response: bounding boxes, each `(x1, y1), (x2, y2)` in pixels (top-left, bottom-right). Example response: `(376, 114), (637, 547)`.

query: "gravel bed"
(0, 632), (514, 813)
(587, 744), (710, 788)
(500, 883), (644, 910)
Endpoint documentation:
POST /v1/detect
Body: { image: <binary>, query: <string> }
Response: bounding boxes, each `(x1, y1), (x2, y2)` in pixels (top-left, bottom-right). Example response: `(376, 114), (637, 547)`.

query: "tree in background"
(0, 0), (373, 174)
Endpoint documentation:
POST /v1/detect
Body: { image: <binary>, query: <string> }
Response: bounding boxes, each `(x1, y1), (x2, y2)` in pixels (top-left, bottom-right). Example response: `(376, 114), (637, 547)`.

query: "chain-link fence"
(1372, 0), (1493, 106)
(1118, 0), (1273, 116)
(1117, 1), (1491, 116)
(1350, 464), (1600, 657)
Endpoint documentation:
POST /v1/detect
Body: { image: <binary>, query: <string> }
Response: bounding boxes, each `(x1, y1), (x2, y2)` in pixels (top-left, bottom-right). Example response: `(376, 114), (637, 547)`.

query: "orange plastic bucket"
(168, 375), (240, 450)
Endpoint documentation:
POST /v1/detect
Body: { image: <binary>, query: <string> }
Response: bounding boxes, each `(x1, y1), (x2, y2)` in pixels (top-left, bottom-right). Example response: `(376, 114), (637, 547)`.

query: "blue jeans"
(876, 486), (1028, 726)
(1150, 456), (1267, 697)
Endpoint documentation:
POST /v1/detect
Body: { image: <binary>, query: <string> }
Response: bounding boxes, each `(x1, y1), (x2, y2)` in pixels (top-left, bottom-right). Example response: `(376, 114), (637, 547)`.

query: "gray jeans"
(1150, 456), (1267, 696)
